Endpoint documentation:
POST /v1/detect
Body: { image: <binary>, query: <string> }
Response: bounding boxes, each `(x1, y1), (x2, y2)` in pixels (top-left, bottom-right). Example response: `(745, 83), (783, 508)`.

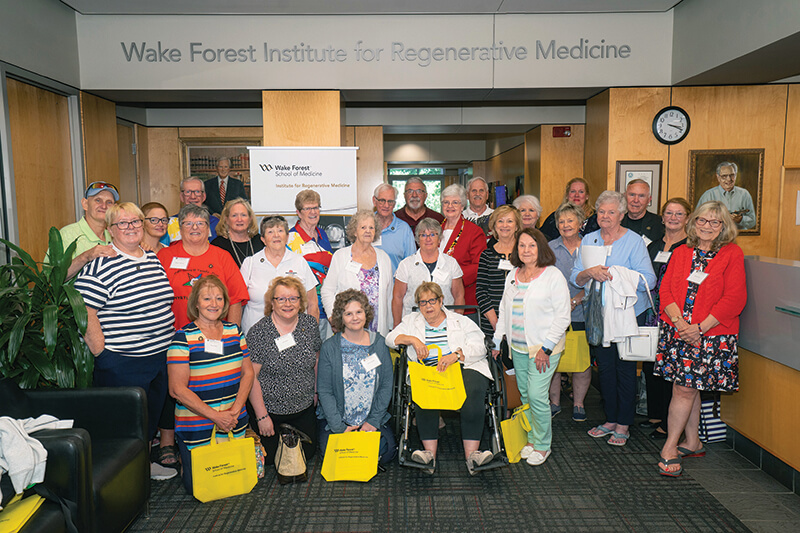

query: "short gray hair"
(346, 209), (381, 243)
(180, 176), (203, 192)
(373, 183), (397, 199)
(217, 157), (231, 166)
(441, 183), (467, 207)
(466, 176), (488, 190)
(414, 217), (443, 244)
(404, 177), (425, 191)
(716, 161), (738, 175)
(595, 190), (627, 214)
(260, 215), (289, 236)
(513, 195), (542, 215)
(555, 202), (586, 225)
(178, 203), (210, 224)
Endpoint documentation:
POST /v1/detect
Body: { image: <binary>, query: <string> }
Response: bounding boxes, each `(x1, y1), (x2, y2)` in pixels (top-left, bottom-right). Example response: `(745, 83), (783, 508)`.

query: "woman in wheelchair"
(317, 289), (397, 464)
(386, 281), (494, 475)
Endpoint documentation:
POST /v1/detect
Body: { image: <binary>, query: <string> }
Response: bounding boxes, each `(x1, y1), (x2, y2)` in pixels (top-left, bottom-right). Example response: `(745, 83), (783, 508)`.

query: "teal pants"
(512, 347), (562, 450)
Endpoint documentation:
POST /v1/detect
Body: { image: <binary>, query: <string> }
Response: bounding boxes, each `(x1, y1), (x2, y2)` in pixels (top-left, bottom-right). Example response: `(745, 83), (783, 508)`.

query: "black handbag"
(584, 280), (604, 347)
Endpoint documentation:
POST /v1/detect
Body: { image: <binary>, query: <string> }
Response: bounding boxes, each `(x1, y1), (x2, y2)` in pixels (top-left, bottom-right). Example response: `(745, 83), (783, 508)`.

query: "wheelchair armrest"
(25, 387), (147, 442)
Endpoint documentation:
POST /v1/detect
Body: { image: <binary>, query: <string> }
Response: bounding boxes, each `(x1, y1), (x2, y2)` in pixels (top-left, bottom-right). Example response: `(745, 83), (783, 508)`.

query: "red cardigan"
(658, 243), (746, 336)
(442, 216), (487, 307)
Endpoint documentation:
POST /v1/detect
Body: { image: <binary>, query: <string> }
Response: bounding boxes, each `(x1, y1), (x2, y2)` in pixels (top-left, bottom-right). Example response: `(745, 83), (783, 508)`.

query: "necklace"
(229, 236), (255, 266)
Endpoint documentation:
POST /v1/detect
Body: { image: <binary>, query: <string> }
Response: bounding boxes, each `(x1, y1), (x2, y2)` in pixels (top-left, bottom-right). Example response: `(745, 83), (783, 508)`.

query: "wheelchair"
(390, 306), (508, 473)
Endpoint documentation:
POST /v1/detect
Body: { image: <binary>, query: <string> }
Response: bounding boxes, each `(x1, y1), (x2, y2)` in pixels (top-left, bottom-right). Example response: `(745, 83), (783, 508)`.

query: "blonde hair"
(488, 205), (522, 239)
(105, 202), (143, 227)
(215, 198), (259, 239)
(264, 276), (307, 316)
(686, 201), (738, 251)
(186, 275), (230, 322)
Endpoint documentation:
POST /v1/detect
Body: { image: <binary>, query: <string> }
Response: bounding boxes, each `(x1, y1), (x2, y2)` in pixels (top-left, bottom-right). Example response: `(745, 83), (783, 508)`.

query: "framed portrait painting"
(615, 161), (662, 214)
(689, 149), (764, 235)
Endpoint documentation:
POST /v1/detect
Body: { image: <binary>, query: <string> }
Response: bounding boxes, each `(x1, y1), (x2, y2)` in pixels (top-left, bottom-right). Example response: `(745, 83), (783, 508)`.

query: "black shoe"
(649, 429), (668, 440)
(639, 420), (659, 429)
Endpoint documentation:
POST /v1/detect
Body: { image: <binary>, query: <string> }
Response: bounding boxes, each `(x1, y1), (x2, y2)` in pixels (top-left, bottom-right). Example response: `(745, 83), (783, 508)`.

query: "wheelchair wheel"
(392, 350), (409, 438)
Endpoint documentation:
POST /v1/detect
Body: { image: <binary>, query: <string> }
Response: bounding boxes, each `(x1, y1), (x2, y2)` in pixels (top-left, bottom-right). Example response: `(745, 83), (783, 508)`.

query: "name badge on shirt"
(498, 259), (513, 271)
(170, 257), (190, 270)
(346, 261), (362, 275)
(275, 333), (297, 351)
(205, 339), (223, 354)
(687, 271), (709, 285)
(374, 235), (382, 246)
(654, 251), (672, 263)
(300, 241), (319, 255)
(361, 353), (382, 371)
(642, 235), (653, 247)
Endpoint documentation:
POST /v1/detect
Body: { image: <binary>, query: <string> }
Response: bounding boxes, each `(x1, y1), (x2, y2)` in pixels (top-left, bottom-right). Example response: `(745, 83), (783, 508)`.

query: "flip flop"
(658, 456), (682, 477)
(587, 425), (615, 438)
(607, 431), (629, 446)
(677, 446), (706, 458)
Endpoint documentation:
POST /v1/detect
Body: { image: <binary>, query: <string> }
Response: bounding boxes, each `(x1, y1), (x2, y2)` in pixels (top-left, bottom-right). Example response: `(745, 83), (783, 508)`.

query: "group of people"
(59, 162), (745, 487)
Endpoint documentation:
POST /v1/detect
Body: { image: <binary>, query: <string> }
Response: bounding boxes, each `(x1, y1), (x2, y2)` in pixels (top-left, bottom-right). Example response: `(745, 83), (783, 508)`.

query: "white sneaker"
(150, 462), (178, 480)
(519, 445), (535, 460)
(526, 449), (551, 466)
(411, 449), (434, 465)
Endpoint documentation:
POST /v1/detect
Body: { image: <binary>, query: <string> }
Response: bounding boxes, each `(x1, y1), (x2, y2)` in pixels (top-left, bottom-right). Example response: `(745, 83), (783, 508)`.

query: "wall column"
(262, 91), (341, 147)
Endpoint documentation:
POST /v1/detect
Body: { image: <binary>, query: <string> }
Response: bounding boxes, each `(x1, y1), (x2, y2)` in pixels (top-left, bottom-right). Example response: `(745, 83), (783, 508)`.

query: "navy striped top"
(75, 248), (175, 356)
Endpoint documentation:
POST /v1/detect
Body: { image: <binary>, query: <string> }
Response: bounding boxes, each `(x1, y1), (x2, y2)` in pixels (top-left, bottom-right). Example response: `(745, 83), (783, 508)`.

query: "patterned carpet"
(130, 390), (749, 533)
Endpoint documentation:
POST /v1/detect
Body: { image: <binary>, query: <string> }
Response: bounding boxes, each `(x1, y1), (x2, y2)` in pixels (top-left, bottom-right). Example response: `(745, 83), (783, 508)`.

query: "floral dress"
(654, 248), (739, 392)
(359, 265), (380, 332)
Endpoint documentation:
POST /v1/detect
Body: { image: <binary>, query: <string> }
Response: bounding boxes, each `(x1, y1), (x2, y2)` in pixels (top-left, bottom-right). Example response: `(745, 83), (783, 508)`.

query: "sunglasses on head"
(84, 181), (119, 198)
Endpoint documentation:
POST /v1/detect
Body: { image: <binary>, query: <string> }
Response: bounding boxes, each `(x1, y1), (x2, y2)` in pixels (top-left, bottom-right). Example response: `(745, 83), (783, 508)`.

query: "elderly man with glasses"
(372, 183), (415, 271)
(394, 177), (444, 235)
(162, 176), (220, 245)
(696, 162), (756, 229)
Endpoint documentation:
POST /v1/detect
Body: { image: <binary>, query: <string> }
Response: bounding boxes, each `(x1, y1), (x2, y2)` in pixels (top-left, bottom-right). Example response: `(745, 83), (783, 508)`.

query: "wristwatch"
(542, 347), (553, 356)
(669, 315), (681, 323)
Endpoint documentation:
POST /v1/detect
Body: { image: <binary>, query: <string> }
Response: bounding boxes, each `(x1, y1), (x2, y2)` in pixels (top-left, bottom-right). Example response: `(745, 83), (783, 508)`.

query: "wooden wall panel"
(722, 348), (800, 471)
(472, 161), (488, 184)
(116, 123), (138, 204)
(670, 85), (788, 256)
(7, 78), (74, 261)
(607, 88), (671, 204)
(584, 90), (610, 202)
(777, 168), (800, 261)
(524, 128), (541, 199)
(262, 91), (341, 147)
(80, 92), (119, 188)
(143, 127), (181, 214)
(135, 125), (151, 204)
(342, 126), (385, 209)
(540, 124), (585, 216)
(784, 84), (800, 168)
(486, 144), (524, 197)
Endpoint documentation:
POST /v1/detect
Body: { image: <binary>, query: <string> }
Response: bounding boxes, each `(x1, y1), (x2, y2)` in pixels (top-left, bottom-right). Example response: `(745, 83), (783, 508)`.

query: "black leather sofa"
(1, 383), (149, 533)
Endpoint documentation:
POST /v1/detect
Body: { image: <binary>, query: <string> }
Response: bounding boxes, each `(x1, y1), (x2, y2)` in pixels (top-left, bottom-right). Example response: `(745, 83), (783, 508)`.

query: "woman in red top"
(654, 201), (746, 477)
(440, 184), (487, 316)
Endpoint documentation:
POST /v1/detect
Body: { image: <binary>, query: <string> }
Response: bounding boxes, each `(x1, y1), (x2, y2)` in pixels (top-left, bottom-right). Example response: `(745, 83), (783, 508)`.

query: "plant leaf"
(7, 312), (32, 363)
(63, 285), (88, 332)
(24, 347), (58, 384)
(0, 238), (38, 272)
(42, 304), (58, 355)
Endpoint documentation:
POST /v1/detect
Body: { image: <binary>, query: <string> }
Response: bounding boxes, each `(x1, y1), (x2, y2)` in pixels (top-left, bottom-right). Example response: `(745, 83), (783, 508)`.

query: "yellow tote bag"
(408, 359), (467, 410)
(500, 404), (532, 463)
(556, 326), (591, 373)
(191, 427), (258, 503)
(321, 431), (380, 482)
(0, 494), (44, 533)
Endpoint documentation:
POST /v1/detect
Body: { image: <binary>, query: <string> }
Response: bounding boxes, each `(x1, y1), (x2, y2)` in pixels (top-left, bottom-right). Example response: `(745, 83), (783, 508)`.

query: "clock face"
(653, 106), (690, 145)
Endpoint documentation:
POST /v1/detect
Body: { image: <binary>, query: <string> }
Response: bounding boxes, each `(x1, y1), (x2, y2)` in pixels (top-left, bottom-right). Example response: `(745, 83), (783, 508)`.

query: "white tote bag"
(617, 274), (659, 362)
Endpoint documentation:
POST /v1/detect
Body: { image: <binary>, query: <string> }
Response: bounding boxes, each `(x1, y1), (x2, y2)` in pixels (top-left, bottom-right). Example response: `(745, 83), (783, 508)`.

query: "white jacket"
(602, 265), (641, 347)
(385, 308), (492, 380)
(494, 266), (571, 356)
(321, 245), (394, 336)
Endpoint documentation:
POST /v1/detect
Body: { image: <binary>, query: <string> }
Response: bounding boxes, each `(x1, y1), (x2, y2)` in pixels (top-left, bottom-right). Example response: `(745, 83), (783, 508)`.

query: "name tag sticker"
(498, 259), (513, 270)
(205, 339), (223, 354)
(654, 251), (672, 263)
(170, 257), (190, 270)
(275, 333), (297, 351)
(345, 261), (362, 275)
(687, 271), (709, 285)
(361, 353), (381, 371)
(300, 241), (318, 255)
(642, 235), (653, 247)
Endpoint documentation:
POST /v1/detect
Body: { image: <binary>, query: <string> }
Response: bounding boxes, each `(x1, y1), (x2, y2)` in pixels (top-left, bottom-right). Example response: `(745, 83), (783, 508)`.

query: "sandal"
(607, 431), (629, 446)
(156, 444), (179, 468)
(677, 445), (706, 458)
(658, 456), (682, 477)
(587, 425), (615, 438)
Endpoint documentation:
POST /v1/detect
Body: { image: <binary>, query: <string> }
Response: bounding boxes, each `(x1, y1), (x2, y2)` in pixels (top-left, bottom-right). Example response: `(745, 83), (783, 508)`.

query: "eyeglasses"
(374, 198), (396, 206)
(112, 219), (143, 229)
(273, 296), (300, 304)
(406, 189), (425, 196)
(181, 221), (209, 229)
(146, 217), (169, 225)
(84, 181), (119, 198)
(182, 190), (204, 197)
(417, 297), (440, 307)
(419, 232), (438, 240)
(442, 200), (461, 207)
(718, 173), (736, 180)
(695, 217), (722, 228)
(663, 211), (687, 218)
(300, 205), (320, 212)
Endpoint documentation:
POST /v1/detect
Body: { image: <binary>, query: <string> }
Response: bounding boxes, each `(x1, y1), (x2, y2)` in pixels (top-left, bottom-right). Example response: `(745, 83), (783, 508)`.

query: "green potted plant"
(1, 228), (93, 388)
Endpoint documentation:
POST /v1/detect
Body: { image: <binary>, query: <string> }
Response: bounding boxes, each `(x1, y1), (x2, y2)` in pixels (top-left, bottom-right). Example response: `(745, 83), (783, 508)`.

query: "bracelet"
(257, 414), (270, 422)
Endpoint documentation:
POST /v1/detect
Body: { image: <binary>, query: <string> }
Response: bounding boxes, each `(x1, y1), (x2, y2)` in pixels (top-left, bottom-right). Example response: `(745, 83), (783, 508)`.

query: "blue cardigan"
(316, 331), (393, 433)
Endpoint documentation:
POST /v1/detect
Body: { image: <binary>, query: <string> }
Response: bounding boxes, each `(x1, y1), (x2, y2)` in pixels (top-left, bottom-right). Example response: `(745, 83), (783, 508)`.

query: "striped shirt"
(475, 241), (513, 338)
(510, 283), (529, 352)
(75, 248), (174, 356)
(423, 319), (450, 365)
(167, 322), (250, 449)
